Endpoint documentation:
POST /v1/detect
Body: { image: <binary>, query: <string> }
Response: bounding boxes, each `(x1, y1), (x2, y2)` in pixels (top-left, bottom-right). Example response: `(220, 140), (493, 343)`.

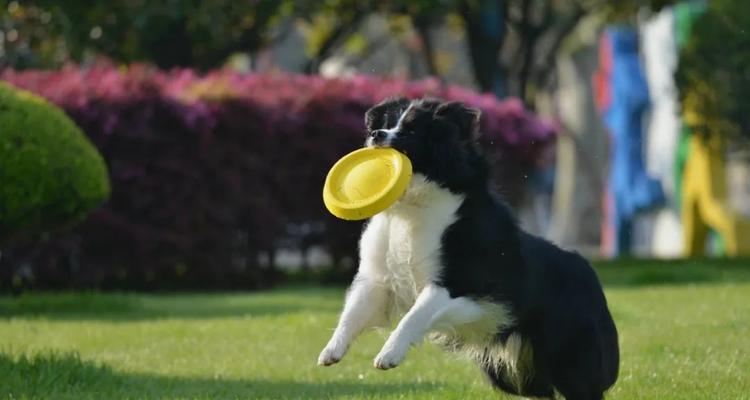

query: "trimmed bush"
(0, 81), (110, 243)
(0, 65), (555, 290)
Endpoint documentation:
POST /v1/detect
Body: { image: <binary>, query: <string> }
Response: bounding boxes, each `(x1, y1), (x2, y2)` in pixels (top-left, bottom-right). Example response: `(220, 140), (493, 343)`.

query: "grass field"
(1, 260), (750, 399)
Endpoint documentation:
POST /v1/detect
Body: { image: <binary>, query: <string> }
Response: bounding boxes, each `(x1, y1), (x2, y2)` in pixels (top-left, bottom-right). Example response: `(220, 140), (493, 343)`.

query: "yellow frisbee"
(323, 148), (413, 220)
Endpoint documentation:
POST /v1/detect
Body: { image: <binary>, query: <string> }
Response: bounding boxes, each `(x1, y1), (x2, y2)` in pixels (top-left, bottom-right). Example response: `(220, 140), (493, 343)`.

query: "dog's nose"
(370, 130), (388, 142)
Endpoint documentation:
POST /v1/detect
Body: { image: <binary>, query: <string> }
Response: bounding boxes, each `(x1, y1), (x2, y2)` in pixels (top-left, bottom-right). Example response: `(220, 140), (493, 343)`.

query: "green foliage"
(1, 0), (291, 69)
(676, 0), (750, 138)
(0, 261), (749, 399)
(0, 1), (70, 69)
(0, 82), (110, 243)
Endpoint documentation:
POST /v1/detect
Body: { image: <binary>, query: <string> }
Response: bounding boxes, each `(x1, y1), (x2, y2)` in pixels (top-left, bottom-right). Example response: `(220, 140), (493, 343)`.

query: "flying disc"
(323, 148), (412, 220)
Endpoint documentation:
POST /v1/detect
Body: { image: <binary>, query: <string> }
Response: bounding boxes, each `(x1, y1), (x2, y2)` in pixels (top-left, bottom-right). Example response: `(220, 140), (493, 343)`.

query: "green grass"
(1, 261), (750, 399)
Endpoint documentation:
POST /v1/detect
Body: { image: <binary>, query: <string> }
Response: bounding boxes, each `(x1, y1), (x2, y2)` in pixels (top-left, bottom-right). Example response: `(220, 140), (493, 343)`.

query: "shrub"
(0, 81), (110, 244)
(0, 65), (555, 290)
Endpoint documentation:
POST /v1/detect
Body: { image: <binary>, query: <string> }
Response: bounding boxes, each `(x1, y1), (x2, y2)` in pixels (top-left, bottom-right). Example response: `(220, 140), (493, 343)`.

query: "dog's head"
(364, 97), (487, 192)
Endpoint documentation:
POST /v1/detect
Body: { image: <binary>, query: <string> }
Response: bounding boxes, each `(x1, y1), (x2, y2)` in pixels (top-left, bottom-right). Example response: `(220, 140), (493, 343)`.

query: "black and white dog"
(318, 97), (619, 400)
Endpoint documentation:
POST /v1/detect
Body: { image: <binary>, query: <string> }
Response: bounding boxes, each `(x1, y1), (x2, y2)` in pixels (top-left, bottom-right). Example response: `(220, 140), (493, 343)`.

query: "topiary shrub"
(0, 81), (110, 244)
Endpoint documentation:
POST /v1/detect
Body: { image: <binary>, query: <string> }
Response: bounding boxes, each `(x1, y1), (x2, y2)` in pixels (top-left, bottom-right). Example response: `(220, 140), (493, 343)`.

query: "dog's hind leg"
(480, 336), (556, 400)
(373, 284), (490, 369)
(548, 325), (607, 400)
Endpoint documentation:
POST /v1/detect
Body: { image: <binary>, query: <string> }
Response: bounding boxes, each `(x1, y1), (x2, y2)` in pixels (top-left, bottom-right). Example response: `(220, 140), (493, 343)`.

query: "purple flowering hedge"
(0, 65), (556, 290)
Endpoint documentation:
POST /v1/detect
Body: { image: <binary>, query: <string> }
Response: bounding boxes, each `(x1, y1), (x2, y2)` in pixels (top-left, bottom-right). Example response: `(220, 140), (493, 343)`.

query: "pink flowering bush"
(1, 65), (555, 289)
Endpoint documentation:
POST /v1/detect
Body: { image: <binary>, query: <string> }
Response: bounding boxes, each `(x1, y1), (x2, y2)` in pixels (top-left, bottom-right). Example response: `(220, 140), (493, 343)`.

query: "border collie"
(318, 97), (619, 400)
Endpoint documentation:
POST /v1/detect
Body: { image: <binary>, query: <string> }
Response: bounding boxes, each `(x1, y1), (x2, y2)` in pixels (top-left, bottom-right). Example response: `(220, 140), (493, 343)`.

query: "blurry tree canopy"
(368, 0), (676, 103)
(1, 0), (674, 105)
(1, 0), (290, 69)
(676, 0), (750, 140)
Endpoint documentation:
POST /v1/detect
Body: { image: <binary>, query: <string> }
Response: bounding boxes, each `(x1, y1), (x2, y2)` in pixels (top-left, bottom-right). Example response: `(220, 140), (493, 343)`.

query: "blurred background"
(1, 0), (749, 292)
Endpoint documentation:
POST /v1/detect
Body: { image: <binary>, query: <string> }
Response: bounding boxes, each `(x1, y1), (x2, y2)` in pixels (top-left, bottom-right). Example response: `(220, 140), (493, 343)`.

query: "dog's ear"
(365, 97), (410, 132)
(435, 101), (481, 140)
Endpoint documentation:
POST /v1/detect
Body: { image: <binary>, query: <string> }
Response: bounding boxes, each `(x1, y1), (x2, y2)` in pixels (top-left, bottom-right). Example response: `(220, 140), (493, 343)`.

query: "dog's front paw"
(318, 342), (347, 366)
(373, 345), (407, 370)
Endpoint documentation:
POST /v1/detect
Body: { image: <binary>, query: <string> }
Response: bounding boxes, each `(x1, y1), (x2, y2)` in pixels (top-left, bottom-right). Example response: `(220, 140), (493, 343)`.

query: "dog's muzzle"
(368, 129), (391, 147)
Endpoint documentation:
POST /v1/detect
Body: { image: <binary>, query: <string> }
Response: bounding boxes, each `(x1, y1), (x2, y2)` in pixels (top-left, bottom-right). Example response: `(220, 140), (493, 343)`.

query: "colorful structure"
(594, 28), (665, 256)
(640, 7), (684, 257)
(595, 1), (750, 258)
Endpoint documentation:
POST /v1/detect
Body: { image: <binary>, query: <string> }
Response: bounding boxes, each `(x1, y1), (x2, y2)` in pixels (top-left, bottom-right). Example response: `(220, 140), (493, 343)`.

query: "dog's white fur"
(318, 174), (515, 370)
(364, 103), (413, 148)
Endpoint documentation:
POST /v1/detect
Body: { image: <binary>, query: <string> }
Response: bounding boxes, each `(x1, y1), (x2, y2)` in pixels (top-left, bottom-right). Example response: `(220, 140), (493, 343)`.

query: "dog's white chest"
(359, 174), (464, 318)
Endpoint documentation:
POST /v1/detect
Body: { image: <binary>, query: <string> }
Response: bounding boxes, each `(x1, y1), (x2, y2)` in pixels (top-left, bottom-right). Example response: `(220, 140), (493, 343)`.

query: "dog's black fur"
(366, 97), (619, 400)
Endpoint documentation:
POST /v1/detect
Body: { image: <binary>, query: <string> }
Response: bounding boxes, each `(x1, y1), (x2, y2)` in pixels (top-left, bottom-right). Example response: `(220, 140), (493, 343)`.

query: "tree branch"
(413, 15), (439, 77)
(533, 5), (587, 89)
(303, 9), (367, 74)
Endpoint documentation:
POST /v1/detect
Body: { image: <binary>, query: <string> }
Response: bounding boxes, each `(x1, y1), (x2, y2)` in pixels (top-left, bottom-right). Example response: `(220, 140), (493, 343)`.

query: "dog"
(318, 97), (619, 400)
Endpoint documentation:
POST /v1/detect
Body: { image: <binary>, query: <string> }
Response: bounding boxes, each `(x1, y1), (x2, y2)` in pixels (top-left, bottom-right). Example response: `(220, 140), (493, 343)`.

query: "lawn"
(1, 260), (749, 399)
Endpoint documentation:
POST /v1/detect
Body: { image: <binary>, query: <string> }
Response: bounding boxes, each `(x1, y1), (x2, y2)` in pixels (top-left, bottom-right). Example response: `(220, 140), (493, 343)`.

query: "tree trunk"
(460, 0), (508, 97)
